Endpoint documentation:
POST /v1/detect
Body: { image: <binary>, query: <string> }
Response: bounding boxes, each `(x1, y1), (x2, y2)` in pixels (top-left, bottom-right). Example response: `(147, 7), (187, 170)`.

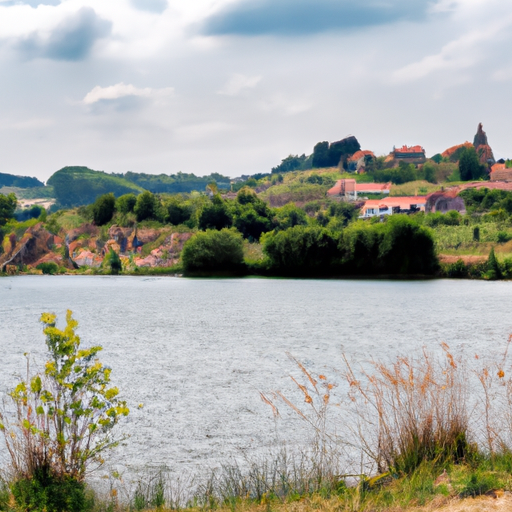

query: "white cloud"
(217, 73), (261, 95)
(391, 15), (512, 83)
(83, 82), (174, 104)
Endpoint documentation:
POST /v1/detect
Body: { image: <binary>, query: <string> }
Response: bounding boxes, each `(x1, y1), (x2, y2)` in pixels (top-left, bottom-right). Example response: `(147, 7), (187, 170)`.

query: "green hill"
(119, 171), (231, 194)
(47, 166), (144, 207)
(0, 172), (44, 189)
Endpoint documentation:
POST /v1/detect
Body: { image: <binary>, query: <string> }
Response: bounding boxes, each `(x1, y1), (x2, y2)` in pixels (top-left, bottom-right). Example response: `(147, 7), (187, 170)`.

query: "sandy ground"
(416, 493), (512, 511)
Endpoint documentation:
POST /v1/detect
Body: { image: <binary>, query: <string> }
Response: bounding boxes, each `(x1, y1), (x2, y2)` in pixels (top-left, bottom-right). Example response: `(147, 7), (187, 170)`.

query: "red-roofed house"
(347, 150), (375, 173)
(490, 162), (512, 182)
(393, 145), (426, 163)
(360, 196), (426, 218)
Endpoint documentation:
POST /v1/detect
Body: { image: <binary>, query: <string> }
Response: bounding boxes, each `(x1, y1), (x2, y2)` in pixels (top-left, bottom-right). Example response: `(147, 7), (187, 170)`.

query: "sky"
(0, 0), (512, 181)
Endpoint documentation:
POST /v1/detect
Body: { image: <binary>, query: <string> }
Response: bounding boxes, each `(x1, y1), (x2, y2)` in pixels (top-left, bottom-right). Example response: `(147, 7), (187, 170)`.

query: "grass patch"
(389, 181), (442, 197)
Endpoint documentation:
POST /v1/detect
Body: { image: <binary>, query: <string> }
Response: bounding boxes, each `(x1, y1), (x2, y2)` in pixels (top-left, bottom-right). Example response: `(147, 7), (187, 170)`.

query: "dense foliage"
(181, 229), (244, 273)
(119, 171), (231, 194)
(92, 193), (116, 225)
(48, 167), (143, 207)
(262, 216), (438, 276)
(459, 187), (512, 214)
(0, 172), (43, 189)
(0, 192), (17, 226)
(458, 147), (486, 181)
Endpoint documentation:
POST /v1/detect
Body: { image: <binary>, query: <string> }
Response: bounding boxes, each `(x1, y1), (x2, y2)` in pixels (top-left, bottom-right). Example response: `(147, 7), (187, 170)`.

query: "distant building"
(347, 150), (375, 173)
(393, 145), (426, 163)
(327, 179), (391, 200)
(490, 162), (512, 182)
(360, 196), (426, 218)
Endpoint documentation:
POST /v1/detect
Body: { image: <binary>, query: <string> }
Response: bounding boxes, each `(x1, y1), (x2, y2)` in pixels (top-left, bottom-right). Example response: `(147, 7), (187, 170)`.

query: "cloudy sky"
(0, 0), (511, 181)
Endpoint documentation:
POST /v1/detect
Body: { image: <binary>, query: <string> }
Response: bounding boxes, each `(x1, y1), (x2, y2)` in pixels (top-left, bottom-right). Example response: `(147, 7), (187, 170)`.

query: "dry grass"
(390, 181), (442, 197)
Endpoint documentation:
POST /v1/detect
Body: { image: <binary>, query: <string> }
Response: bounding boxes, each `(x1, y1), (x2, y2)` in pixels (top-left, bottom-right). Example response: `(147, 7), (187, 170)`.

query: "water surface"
(1, 276), (511, 474)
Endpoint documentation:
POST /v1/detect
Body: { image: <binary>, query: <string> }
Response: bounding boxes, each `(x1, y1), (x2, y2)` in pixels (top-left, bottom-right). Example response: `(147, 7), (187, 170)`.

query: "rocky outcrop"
(441, 142), (473, 161)
(0, 223), (58, 271)
(425, 191), (466, 214)
(473, 123), (495, 165)
(133, 232), (192, 268)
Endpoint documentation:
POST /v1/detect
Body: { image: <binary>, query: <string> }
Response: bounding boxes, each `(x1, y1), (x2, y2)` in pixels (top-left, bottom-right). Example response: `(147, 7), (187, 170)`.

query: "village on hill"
(1, 122), (512, 277)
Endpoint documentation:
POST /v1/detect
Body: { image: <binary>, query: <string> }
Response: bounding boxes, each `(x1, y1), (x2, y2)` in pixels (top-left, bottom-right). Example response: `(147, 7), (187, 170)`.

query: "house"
(327, 180), (391, 200)
(355, 183), (391, 195)
(490, 161), (512, 182)
(393, 145), (426, 164)
(360, 196), (426, 218)
(326, 179), (357, 199)
(347, 150), (375, 173)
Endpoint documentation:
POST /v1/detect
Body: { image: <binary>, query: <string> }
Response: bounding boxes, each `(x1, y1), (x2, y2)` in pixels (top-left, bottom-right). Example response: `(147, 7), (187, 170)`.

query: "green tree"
(486, 247), (501, 280)
(0, 311), (129, 512)
(106, 248), (122, 275)
(134, 191), (158, 222)
(459, 147), (484, 181)
(262, 226), (337, 275)
(198, 195), (233, 231)
(92, 193), (116, 226)
(272, 203), (308, 231)
(0, 192), (17, 226)
(312, 141), (330, 168)
(166, 198), (192, 226)
(181, 229), (244, 273)
(115, 193), (137, 214)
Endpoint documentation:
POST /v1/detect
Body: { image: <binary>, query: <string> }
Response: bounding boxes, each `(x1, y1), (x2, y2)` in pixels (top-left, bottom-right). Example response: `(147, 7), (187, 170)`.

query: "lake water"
(1, 276), (512, 478)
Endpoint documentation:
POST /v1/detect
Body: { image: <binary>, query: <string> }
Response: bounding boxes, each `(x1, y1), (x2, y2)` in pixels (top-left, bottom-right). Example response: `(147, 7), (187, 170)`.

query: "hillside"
(47, 166), (145, 207)
(120, 171), (231, 194)
(0, 171), (44, 188)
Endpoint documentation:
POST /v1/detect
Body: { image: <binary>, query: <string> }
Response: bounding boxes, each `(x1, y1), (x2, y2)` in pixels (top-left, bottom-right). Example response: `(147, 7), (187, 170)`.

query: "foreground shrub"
(344, 345), (474, 474)
(36, 261), (59, 275)
(182, 228), (244, 273)
(11, 471), (90, 512)
(0, 311), (129, 511)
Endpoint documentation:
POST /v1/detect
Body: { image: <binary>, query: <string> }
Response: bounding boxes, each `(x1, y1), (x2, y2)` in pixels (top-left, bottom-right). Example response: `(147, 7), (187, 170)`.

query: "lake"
(1, 276), (511, 478)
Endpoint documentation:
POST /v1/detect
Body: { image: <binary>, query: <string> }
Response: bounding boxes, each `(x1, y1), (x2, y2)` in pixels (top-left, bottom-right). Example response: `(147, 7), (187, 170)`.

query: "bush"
(446, 259), (468, 278)
(262, 226), (337, 275)
(198, 195), (233, 231)
(11, 471), (90, 512)
(181, 229), (244, 273)
(0, 311), (129, 511)
(497, 231), (511, 244)
(115, 193), (137, 214)
(344, 346), (474, 474)
(91, 193), (116, 226)
(36, 262), (59, 275)
(134, 191), (159, 222)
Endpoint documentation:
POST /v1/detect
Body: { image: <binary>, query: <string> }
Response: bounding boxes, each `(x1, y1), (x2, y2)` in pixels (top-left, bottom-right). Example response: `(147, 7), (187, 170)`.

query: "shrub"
(115, 193), (137, 214)
(344, 345), (474, 475)
(446, 259), (468, 278)
(36, 262), (59, 275)
(181, 229), (244, 273)
(497, 231), (511, 244)
(0, 311), (129, 511)
(134, 191), (159, 222)
(262, 226), (337, 275)
(92, 193), (116, 226)
(198, 195), (233, 231)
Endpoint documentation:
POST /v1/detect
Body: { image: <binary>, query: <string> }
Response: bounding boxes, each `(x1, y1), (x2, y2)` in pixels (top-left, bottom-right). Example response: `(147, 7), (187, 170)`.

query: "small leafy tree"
(92, 193), (116, 226)
(181, 228), (244, 273)
(0, 311), (129, 511)
(106, 248), (122, 275)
